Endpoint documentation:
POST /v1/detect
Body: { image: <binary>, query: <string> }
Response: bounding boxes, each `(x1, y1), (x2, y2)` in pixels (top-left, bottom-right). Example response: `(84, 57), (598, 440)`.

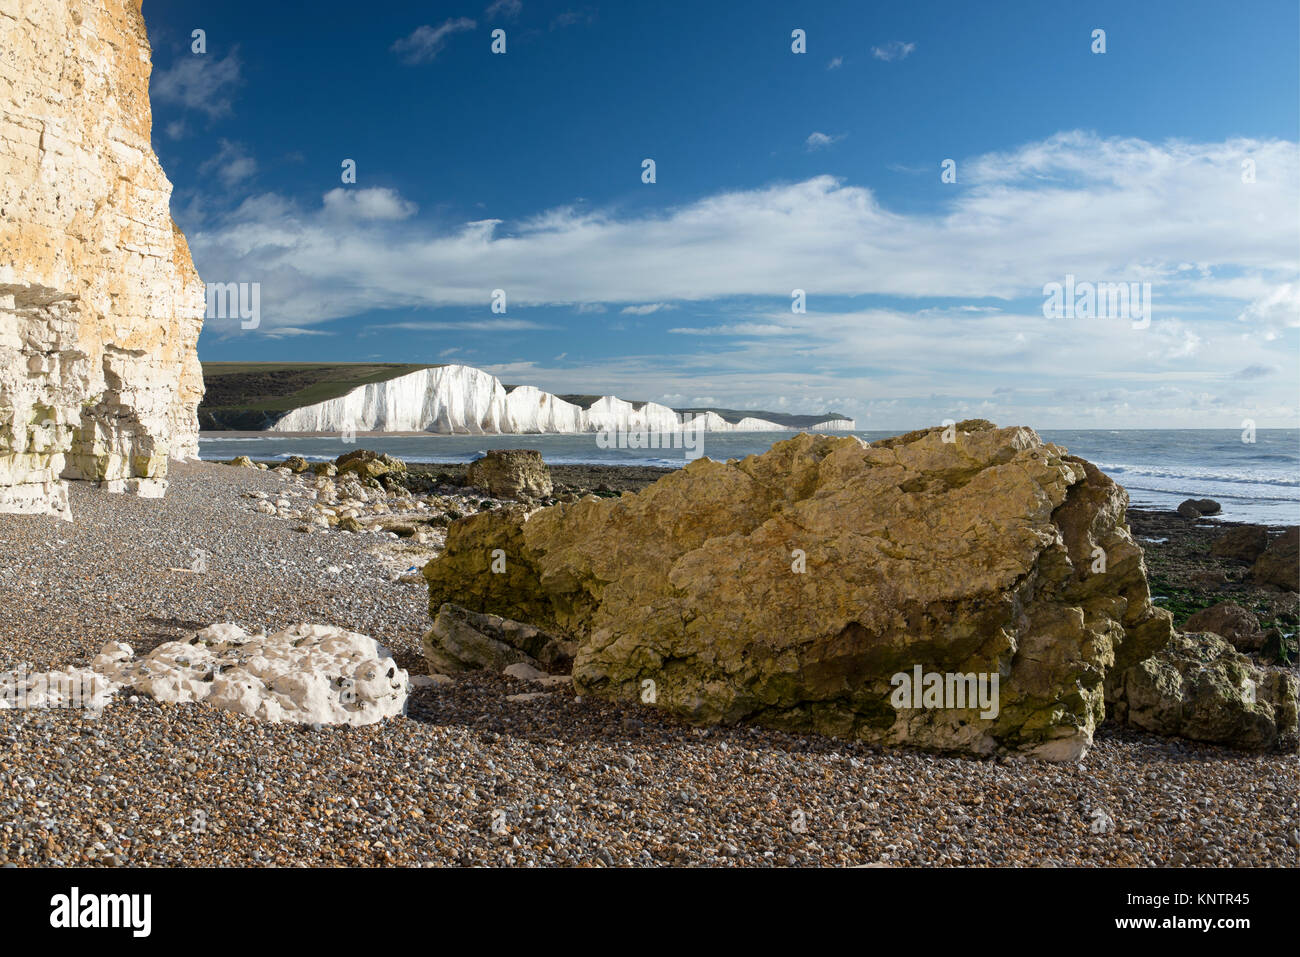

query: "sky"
(144, 0), (1300, 428)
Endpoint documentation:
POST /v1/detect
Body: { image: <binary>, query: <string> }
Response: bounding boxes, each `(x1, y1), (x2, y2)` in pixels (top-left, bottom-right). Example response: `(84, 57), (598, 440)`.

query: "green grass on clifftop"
(199, 362), (438, 430)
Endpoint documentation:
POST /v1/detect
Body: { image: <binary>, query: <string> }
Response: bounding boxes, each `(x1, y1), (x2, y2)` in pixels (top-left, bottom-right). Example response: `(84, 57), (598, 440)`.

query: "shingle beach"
(0, 462), (1294, 867)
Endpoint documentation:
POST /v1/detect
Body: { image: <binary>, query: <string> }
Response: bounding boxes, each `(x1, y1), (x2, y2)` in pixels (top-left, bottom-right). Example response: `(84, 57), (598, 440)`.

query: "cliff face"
(0, 0), (204, 519)
(270, 364), (857, 435)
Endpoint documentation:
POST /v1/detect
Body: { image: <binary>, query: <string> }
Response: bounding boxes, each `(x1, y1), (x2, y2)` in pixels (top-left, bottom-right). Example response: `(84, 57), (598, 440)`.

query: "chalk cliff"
(0, 0), (205, 519)
(270, 364), (856, 434)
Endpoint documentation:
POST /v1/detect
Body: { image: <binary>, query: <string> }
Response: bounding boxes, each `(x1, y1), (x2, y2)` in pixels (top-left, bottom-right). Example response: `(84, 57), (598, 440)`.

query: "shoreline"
(192, 429), (1300, 528)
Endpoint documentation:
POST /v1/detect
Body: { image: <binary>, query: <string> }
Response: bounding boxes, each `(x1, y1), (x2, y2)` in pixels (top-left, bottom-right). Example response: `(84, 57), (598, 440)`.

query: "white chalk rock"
(0, 624), (407, 726)
(106, 623), (408, 726)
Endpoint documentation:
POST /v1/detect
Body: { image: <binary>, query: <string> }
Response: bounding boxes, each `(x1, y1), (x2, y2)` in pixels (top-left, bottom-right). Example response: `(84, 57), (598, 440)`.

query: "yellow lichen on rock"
(0, 0), (204, 518)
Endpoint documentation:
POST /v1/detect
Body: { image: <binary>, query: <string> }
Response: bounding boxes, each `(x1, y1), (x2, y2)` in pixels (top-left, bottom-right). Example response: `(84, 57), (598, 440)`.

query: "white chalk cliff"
(271, 364), (856, 434)
(0, 0), (205, 519)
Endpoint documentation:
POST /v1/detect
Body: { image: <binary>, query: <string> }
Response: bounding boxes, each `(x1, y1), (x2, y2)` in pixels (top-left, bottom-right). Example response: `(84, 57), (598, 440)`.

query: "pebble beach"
(0, 461), (1296, 867)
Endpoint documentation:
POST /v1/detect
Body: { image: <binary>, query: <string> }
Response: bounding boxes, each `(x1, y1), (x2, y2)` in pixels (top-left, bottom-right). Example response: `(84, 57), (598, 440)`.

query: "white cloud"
(1236, 283), (1300, 336)
(152, 48), (242, 119)
(366, 319), (547, 332)
(189, 132), (1296, 324)
(259, 326), (333, 339)
(392, 18), (477, 64)
(827, 57), (843, 70)
(321, 187), (418, 221)
(621, 303), (675, 315)
(535, 305), (1294, 427)
(486, 0), (522, 18)
(871, 41), (915, 62)
(669, 323), (792, 336)
(805, 131), (845, 151)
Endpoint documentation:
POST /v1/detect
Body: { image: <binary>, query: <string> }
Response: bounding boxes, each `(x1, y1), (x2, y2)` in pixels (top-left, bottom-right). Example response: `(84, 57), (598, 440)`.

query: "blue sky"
(145, 0), (1299, 427)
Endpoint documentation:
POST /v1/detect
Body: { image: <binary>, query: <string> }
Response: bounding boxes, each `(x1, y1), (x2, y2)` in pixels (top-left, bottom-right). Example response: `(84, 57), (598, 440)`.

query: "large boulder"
(1110, 632), (1298, 752)
(423, 424), (1173, 760)
(1253, 528), (1298, 592)
(1210, 525), (1269, 563)
(1183, 602), (1263, 652)
(465, 449), (553, 501)
(335, 449), (405, 481)
(1179, 498), (1221, 516)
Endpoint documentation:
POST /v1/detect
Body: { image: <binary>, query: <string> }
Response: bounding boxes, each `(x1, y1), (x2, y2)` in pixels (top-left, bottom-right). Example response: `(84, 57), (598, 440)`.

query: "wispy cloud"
(367, 319), (549, 332)
(198, 139), (257, 188)
(551, 10), (594, 29)
(486, 0), (522, 18)
(1235, 282), (1299, 338)
(827, 56), (843, 70)
(871, 40), (915, 62)
(392, 18), (477, 64)
(260, 326), (333, 339)
(621, 303), (676, 315)
(152, 48), (243, 119)
(805, 131), (845, 151)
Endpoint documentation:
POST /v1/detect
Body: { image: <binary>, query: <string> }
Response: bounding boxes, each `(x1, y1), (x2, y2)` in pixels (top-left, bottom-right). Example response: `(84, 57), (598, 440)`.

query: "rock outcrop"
(1110, 632), (1298, 752)
(1182, 602), (1263, 652)
(423, 423), (1175, 760)
(465, 449), (553, 501)
(335, 448), (405, 481)
(424, 603), (576, 676)
(1210, 525), (1269, 564)
(1253, 528), (1298, 592)
(0, 0), (204, 519)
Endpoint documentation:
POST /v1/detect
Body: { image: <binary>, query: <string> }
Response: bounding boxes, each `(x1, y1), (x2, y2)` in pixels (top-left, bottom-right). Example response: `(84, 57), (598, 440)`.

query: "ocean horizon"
(198, 427), (1300, 526)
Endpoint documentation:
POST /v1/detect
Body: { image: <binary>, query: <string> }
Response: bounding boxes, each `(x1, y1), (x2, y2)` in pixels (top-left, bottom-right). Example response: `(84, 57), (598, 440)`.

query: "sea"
(197, 428), (1300, 527)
